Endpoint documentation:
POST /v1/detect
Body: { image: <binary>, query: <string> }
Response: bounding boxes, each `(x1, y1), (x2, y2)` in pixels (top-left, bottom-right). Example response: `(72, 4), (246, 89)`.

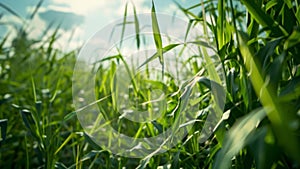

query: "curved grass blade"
(184, 19), (201, 42)
(238, 31), (300, 163)
(240, 0), (273, 28)
(138, 40), (214, 69)
(240, 0), (286, 36)
(284, 28), (300, 49)
(279, 76), (300, 102)
(213, 108), (267, 169)
(138, 43), (180, 69)
(173, 1), (200, 20)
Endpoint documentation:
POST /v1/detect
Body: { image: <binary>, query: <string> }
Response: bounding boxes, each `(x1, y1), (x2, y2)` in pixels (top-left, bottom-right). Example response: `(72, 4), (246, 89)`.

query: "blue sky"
(0, 0), (199, 50)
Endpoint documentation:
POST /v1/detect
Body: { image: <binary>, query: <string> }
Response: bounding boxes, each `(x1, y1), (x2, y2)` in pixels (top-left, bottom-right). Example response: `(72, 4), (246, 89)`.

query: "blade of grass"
(138, 41), (213, 69)
(0, 119), (7, 145)
(151, 1), (164, 72)
(24, 135), (29, 169)
(138, 43), (180, 69)
(120, 3), (128, 49)
(173, 1), (201, 20)
(284, 28), (300, 49)
(29, 0), (44, 20)
(20, 109), (40, 140)
(0, 3), (23, 20)
(241, 0), (274, 28)
(31, 76), (37, 102)
(240, 0), (287, 36)
(201, 0), (226, 145)
(54, 133), (74, 155)
(133, 3), (140, 49)
(213, 108), (267, 169)
(238, 31), (300, 163)
(217, 0), (225, 49)
(110, 61), (117, 110)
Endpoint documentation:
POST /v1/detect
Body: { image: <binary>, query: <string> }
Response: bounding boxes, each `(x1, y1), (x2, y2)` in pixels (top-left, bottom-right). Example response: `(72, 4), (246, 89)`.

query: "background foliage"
(0, 0), (300, 168)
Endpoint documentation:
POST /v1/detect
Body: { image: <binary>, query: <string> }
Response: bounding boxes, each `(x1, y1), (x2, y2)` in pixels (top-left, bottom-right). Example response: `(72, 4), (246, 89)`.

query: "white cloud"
(50, 0), (112, 15)
(49, 0), (150, 18)
(26, 5), (47, 14)
(0, 15), (23, 47)
(29, 0), (185, 51)
(162, 3), (185, 18)
(52, 28), (85, 51)
(21, 5), (85, 52)
(115, 0), (150, 16)
(49, 0), (150, 42)
(27, 15), (47, 39)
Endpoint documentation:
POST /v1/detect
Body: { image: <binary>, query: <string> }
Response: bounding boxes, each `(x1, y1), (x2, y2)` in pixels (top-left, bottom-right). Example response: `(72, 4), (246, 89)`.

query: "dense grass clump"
(1, 0), (300, 168)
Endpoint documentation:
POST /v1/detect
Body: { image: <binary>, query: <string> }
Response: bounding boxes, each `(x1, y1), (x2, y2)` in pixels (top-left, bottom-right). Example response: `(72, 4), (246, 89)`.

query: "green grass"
(1, 0), (300, 168)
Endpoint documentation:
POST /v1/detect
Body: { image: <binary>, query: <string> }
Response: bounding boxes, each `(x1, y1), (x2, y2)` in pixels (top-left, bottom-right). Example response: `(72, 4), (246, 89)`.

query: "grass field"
(1, 0), (300, 168)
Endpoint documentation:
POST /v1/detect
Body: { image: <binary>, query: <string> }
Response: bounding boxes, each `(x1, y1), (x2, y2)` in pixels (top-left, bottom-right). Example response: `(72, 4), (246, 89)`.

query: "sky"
(0, 0), (200, 51)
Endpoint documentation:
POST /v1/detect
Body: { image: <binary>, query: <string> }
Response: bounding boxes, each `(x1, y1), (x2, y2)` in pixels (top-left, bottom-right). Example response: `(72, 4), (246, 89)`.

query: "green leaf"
(184, 19), (194, 42)
(240, 0), (274, 28)
(120, 3), (128, 48)
(54, 133), (75, 155)
(136, 157), (151, 169)
(110, 61), (117, 110)
(279, 76), (300, 102)
(138, 43), (181, 69)
(93, 54), (121, 64)
(173, 1), (201, 21)
(151, 120), (163, 133)
(63, 111), (77, 122)
(31, 77), (37, 102)
(0, 94), (12, 106)
(80, 150), (106, 162)
(29, 0), (43, 20)
(83, 133), (102, 150)
(238, 31), (300, 163)
(188, 41), (215, 50)
(20, 109), (40, 140)
(151, 1), (163, 67)
(21, 109), (36, 130)
(0, 3), (23, 20)
(171, 151), (180, 169)
(248, 126), (280, 169)
(133, 4), (140, 49)
(283, 0), (293, 9)
(265, 0), (277, 11)
(284, 28), (300, 49)
(138, 41), (213, 69)
(267, 52), (285, 88)
(257, 38), (282, 68)
(296, 6), (300, 23)
(217, 0), (225, 49)
(0, 119), (8, 145)
(213, 108), (267, 169)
